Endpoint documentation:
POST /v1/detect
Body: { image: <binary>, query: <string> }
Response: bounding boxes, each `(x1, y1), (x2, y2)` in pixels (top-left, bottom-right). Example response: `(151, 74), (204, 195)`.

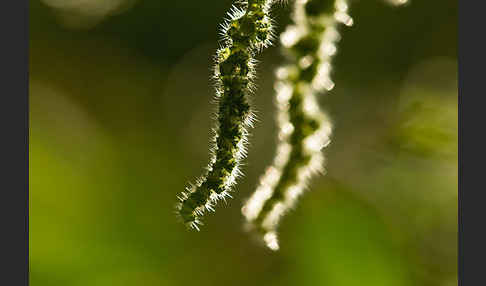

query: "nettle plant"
(176, 0), (407, 250)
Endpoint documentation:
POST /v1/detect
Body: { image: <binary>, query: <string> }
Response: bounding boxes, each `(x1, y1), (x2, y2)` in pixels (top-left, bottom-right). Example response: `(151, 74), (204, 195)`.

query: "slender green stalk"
(177, 0), (278, 230)
(242, 0), (353, 250)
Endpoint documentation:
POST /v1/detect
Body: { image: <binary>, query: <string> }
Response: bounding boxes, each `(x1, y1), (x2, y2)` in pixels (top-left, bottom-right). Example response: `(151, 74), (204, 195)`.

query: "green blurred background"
(29, 0), (457, 285)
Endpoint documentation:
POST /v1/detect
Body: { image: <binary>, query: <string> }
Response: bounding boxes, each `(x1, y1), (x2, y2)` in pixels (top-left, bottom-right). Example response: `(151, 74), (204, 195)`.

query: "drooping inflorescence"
(176, 0), (279, 230)
(241, 0), (353, 250)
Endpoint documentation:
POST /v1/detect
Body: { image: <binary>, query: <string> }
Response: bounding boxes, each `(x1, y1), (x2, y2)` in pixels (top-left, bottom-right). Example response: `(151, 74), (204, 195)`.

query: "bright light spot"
(299, 55), (314, 69)
(323, 27), (341, 43)
(335, 0), (349, 12)
(242, 166), (285, 221)
(279, 122), (295, 139)
(308, 153), (325, 173)
(321, 43), (337, 57)
(242, 186), (272, 220)
(304, 136), (323, 152)
(334, 11), (354, 27)
(265, 167), (282, 186)
(303, 96), (318, 114)
(385, 0), (409, 6)
(264, 232), (280, 251)
(262, 202), (285, 230)
(281, 26), (301, 47)
(275, 143), (292, 167)
(276, 67), (289, 80)
(275, 82), (293, 103)
(312, 77), (335, 92)
(287, 186), (302, 200)
(311, 62), (333, 91)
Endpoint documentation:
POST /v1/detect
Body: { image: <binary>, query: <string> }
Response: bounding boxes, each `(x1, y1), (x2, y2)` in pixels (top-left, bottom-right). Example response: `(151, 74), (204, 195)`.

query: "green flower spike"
(242, 0), (353, 250)
(177, 0), (279, 230)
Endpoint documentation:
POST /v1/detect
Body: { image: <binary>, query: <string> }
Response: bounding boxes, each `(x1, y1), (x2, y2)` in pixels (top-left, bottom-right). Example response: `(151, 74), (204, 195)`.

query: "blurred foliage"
(30, 0), (457, 285)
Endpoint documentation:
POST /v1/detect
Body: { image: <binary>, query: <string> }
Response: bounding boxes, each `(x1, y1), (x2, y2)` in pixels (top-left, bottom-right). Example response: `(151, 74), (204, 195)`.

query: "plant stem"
(242, 0), (353, 250)
(177, 0), (278, 230)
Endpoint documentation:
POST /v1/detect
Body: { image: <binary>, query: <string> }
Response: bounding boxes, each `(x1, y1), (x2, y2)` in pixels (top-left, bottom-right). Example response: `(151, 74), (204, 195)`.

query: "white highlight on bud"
(334, 11), (354, 27)
(299, 55), (314, 69)
(321, 42), (337, 57)
(280, 25), (302, 47)
(303, 91), (319, 115)
(335, 0), (348, 12)
(275, 81), (294, 103)
(274, 143), (292, 167)
(279, 122), (295, 139)
(276, 67), (289, 80)
(263, 231), (280, 251)
(304, 125), (332, 153)
(262, 202), (286, 230)
(242, 144), (291, 222)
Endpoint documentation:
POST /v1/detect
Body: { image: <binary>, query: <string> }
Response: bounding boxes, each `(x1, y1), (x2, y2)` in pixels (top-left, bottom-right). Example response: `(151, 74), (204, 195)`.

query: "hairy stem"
(242, 0), (352, 250)
(177, 0), (278, 230)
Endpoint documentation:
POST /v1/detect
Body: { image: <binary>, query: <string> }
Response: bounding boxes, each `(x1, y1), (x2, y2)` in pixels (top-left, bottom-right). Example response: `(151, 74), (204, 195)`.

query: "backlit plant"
(177, 0), (408, 249)
(176, 0), (277, 230)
